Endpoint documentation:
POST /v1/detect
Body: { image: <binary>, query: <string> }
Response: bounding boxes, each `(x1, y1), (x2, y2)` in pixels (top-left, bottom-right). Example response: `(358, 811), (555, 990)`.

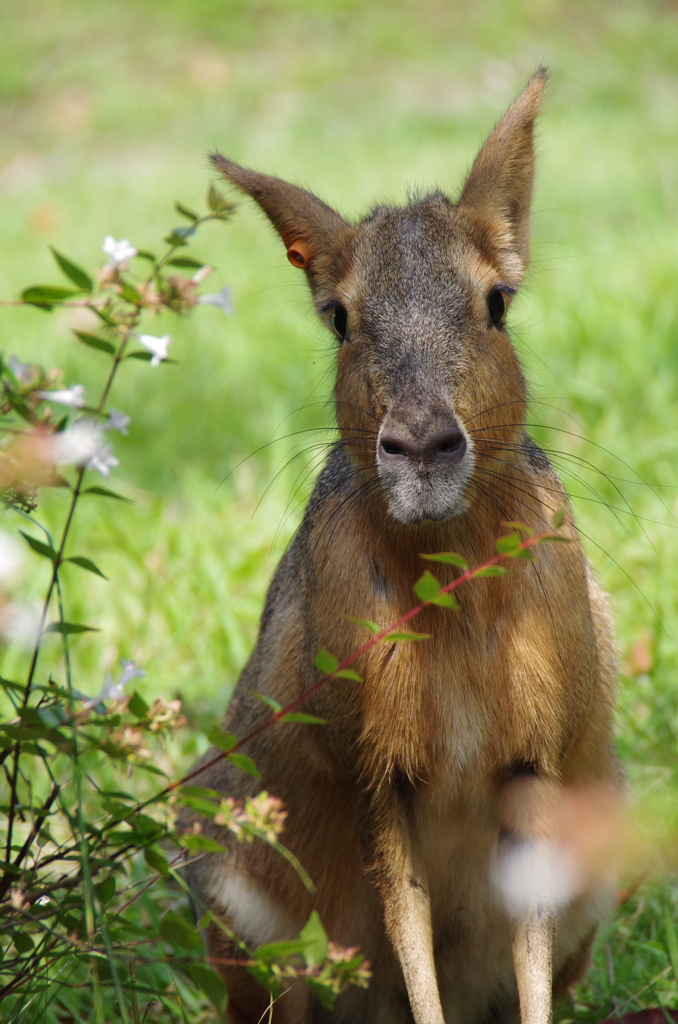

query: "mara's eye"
(331, 304), (348, 341)
(487, 289), (506, 327)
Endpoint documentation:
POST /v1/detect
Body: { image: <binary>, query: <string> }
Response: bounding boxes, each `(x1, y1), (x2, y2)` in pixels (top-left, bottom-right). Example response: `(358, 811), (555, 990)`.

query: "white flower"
(8, 356), (32, 383)
(52, 419), (104, 466)
(104, 409), (130, 435)
(87, 444), (119, 478)
(136, 334), (171, 367)
(83, 658), (146, 709)
(102, 235), (137, 267)
(0, 532), (25, 585)
(36, 385), (86, 409)
(197, 285), (233, 316)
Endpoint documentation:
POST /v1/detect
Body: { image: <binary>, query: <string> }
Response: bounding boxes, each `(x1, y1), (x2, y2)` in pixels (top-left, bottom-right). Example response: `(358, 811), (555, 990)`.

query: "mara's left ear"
(457, 68), (547, 273)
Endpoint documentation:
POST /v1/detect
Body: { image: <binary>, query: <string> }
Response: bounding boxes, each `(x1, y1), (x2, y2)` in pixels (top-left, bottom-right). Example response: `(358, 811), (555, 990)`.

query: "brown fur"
(182, 70), (621, 1024)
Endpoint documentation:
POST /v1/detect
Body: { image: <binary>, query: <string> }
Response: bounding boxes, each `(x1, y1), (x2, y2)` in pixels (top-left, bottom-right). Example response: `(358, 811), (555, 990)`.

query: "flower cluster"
(82, 659), (147, 710)
(215, 791), (288, 845)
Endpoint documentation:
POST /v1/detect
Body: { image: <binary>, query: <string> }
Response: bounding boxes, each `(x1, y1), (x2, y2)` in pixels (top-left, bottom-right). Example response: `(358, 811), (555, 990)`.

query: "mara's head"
(213, 70), (546, 525)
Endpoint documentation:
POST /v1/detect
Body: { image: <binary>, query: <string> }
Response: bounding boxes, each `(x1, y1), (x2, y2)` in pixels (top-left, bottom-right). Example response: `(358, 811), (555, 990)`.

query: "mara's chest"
(352, 571), (598, 783)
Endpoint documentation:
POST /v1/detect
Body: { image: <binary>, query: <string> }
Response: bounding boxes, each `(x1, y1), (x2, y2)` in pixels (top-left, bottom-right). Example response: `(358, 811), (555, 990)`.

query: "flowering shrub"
(0, 192), (372, 1022)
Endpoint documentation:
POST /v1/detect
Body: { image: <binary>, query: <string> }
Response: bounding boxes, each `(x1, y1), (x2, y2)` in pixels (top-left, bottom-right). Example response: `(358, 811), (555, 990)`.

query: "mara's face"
(212, 73), (544, 525)
(316, 196), (527, 525)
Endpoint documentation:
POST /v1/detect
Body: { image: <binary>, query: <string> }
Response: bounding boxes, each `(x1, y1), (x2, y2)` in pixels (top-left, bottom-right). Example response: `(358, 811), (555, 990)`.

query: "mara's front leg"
(366, 783), (445, 1024)
(510, 908), (556, 1024)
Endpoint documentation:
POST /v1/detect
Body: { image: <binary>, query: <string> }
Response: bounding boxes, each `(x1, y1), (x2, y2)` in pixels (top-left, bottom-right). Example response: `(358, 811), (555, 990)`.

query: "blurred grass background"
(1, 0), (678, 1016)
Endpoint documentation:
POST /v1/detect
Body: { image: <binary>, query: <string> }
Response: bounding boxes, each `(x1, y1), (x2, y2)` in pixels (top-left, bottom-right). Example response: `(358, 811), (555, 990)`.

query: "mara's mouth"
(376, 430), (474, 525)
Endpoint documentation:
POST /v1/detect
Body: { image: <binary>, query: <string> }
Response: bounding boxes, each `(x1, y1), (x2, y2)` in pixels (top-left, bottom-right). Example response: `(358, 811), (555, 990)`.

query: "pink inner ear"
(286, 239), (312, 269)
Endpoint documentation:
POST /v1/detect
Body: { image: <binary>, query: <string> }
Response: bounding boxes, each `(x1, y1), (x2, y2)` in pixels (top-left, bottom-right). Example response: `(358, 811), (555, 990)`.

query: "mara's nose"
(379, 426), (467, 464)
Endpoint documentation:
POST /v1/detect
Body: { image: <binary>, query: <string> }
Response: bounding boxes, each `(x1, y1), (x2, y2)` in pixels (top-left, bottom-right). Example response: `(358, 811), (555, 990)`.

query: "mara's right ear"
(457, 68), (547, 275)
(210, 154), (351, 281)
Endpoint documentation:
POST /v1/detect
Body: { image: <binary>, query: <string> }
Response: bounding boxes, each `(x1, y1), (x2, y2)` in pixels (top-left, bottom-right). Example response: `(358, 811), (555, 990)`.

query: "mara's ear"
(457, 68), (547, 271)
(210, 154), (351, 278)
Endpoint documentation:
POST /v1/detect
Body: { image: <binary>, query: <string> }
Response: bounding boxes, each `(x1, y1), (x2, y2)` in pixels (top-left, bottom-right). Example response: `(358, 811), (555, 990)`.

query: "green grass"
(1, 0), (678, 1017)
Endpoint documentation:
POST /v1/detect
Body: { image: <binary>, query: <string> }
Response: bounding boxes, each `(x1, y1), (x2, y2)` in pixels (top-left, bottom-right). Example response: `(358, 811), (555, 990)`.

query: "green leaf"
(0, 678), (25, 695)
(118, 281), (143, 304)
(175, 201), (199, 222)
(178, 785), (221, 801)
(251, 692), (281, 713)
(50, 248), (93, 292)
(186, 961), (227, 1010)
(207, 183), (233, 213)
(279, 712), (327, 725)
(165, 225), (196, 245)
(182, 834), (226, 854)
(73, 330), (115, 355)
(7, 393), (33, 421)
(207, 183), (223, 211)
(144, 845), (170, 877)
(227, 752), (260, 779)
(299, 910), (328, 969)
(128, 691), (149, 718)
(21, 285), (77, 310)
(503, 521), (534, 536)
(81, 485), (133, 502)
(19, 530), (57, 562)
(126, 350), (178, 364)
(495, 532), (522, 554)
(160, 909), (202, 951)
(206, 727), (237, 752)
(253, 937), (308, 961)
(348, 617), (381, 635)
(664, 907), (678, 981)
(413, 569), (442, 602)
(508, 547), (536, 561)
(538, 534), (572, 544)
(383, 630), (431, 642)
(135, 249), (156, 263)
(95, 876), (116, 906)
(173, 793), (219, 818)
(334, 669), (363, 681)
(136, 761), (167, 777)
(64, 556), (107, 579)
(430, 592), (460, 609)
(12, 930), (34, 954)
(92, 306), (117, 326)
(306, 977), (337, 1010)
(420, 551), (468, 569)
(45, 621), (99, 635)
(551, 507), (565, 529)
(471, 565), (509, 578)
(167, 255), (206, 269)
(314, 649), (339, 675)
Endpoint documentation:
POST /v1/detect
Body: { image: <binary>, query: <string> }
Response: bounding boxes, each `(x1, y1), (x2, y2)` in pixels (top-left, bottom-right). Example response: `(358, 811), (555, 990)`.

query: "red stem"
(158, 531), (554, 799)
